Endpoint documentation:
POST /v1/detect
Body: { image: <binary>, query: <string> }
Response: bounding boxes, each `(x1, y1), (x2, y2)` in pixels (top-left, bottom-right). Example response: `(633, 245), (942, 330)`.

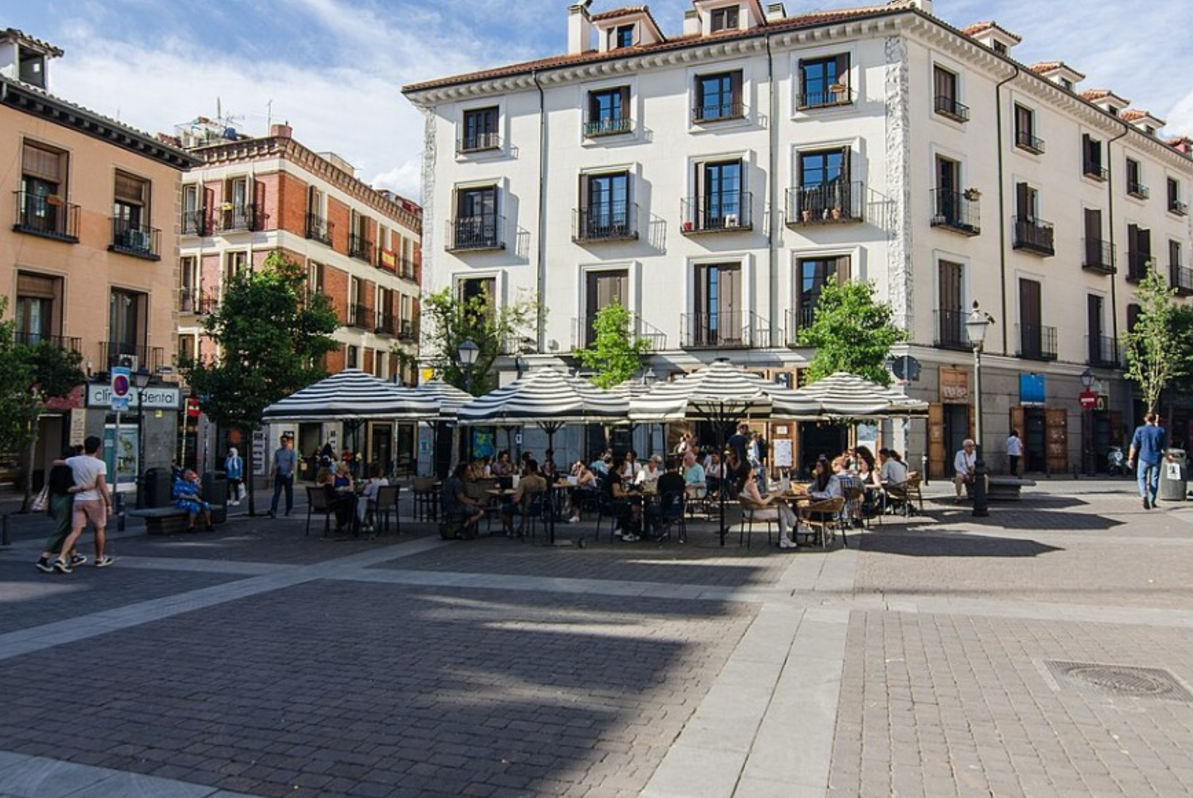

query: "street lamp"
(458, 339), (479, 394)
(132, 367), (151, 509)
(965, 302), (994, 517)
(1081, 367), (1095, 476)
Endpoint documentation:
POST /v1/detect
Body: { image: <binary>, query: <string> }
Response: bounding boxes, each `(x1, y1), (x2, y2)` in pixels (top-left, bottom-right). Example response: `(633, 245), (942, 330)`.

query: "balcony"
(1015, 129), (1046, 154)
(573, 202), (639, 242)
(583, 117), (633, 137)
(797, 85), (855, 110)
(1126, 251), (1151, 283)
(109, 219), (161, 260)
(349, 304), (373, 330)
(197, 292), (220, 315)
(348, 233), (374, 264)
(1013, 217), (1055, 256)
(305, 213), (333, 246)
(13, 191), (79, 243)
(1086, 335), (1119, 369)
(786, 181), (864, 227)
(398, 319), (417, 342)
(1082, 239), (1115, 275)
(1083, 160), (1108, 181)
(181, 208), (211, 237)
(1016, 324), (1058, 361)
(447, 216), (504, 252)
(680, 310), (769, 350)
(179, 287), (197, 314)
(1171, 264), (1193, 297)
(571, 313), (666, 352)
(681, 192), (752, 235)
(934, 94), (970, 123)
(218, 203), (259, 232)
(784, 305), (817, 347)
(457, 133), (501, 154)
(374, 311), (396, 336)
(397, 258), (416, 280)
(930, 189), (980, 236)
(934, 309), (970, 350)
(691, 101), (746, 124)
(1170, 199), (1188, 217)
(99, 342), (164, 372)
(1128, 181), (1150, 200)
(14, 332), (81, 352)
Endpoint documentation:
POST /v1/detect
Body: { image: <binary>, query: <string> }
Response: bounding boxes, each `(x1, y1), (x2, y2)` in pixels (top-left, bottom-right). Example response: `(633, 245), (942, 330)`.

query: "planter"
(682, 221), (694, 233)
(46, 194), (65, 207)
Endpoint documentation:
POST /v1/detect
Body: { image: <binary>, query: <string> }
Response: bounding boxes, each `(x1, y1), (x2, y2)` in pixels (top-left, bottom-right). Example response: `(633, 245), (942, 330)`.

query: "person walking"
(1128, 412), (1169, 510)
(224, 447), (244, 506)
(268, 434), (298, 518)
(54, 436), (113, 572)
(35, 445), (86, 573)
(1006, 430), (1023, 476)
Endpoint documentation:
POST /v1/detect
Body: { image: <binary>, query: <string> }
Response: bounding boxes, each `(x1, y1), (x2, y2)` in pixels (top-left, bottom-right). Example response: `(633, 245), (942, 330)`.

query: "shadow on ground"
(860, 529), (1063, 558)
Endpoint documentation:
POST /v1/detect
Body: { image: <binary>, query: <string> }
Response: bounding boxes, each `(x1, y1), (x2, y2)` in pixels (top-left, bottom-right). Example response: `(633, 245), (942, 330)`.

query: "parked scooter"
(1107, 446), (1127, 477)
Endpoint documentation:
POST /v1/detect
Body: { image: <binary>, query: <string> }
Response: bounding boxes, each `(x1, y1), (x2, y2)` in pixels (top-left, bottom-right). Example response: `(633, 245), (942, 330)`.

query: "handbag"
(31, 485), (49, 513)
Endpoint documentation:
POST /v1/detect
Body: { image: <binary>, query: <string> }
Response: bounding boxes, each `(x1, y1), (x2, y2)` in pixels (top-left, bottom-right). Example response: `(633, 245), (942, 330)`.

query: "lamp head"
(1080, 368), (1094, 390)
(457, 339), (480, 367)
(133, 367), (152, 389)
(965, 301), (993, 348)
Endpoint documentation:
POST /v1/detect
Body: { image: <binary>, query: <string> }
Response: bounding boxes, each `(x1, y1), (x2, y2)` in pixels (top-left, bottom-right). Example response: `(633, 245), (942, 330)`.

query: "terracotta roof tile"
(591, 6), (649, 22)
(404, 2), (909, 93)
(1082, 89), (1110, 100)
(1030, 61), (1062, 73)
(0, 27), (63, 57)
(960, 20), (1022, 43)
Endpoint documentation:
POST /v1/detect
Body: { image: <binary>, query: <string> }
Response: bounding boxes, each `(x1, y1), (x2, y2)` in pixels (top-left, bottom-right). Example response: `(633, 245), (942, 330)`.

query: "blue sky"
(3, 0), (1191, 201)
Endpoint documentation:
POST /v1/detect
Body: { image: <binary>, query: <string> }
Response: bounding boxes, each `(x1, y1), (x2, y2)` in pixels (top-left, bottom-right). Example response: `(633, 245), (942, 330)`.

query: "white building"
(403, 0), (1193, 478)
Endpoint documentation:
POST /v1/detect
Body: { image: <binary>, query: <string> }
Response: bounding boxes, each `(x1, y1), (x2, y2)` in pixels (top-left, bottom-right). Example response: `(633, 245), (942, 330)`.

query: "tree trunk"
(19, 419), (37, 513)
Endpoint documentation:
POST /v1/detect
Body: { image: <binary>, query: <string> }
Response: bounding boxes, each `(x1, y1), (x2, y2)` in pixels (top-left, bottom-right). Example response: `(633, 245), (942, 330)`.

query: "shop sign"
(87, 382), (182, 410)
(940, 367), (970, 404)
(1020, 373), (1046, 407)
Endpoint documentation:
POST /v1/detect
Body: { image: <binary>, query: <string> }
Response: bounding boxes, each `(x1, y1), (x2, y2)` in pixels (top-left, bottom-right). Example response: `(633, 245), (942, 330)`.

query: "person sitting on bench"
(173, 469), (213, 532)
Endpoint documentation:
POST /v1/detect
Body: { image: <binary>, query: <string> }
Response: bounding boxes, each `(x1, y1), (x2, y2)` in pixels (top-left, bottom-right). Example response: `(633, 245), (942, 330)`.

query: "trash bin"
(1159, 449), (1188, 502)
(202, 471), (229, 523)
(142, 467), (173, 508)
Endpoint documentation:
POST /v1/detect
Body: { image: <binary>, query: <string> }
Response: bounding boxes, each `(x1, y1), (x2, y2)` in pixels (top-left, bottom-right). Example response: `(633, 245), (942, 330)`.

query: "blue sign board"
(1020, 373), (1046, 406)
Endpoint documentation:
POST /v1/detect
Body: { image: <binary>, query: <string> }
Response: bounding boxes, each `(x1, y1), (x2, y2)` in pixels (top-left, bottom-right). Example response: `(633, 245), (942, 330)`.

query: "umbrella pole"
(546, 425), (557, 545)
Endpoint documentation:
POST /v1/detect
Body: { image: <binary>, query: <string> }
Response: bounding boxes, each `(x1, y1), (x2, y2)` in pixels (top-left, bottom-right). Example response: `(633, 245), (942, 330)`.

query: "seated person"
(441, 462), (485, 537)
(501, 459), (548, 536)
(622, 450), (642, 482)
(953, 439), (977, 502)
(541, 450), (558, 480)
(589, 451), (610, 476)
(877, 448), (909, 487)
(358, 464), (389, 532)
(328, 462), (358, 534)
(603, 459), (641, 541)
(490, 451), (514, 477)
(739, 468), (799, 549)
(681, 451), (707, 499)
(705, 452), (724, 494)
(172, 469), (213, 532)
(635, 455), (662, 489)
(646, 457), (688, 538)
(723, 450), (750, 497)
(567, 461), (599, 523)
(800, 457), (844, 532)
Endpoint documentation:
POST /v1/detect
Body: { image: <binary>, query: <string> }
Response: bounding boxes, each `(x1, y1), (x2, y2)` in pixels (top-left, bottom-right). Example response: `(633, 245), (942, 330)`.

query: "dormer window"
(1059, 77), (1073, 90)
(611, 24), (634, 49)
(711, 6), (739, 32)
(18, 47), (46, 89)
(993, 41), (1007, 54)
(1109, 107), (1118, 117)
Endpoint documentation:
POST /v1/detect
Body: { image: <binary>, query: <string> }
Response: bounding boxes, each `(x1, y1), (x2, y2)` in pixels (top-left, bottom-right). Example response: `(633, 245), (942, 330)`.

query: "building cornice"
(192, 136), (422, 234)
(0, 76), (199, 170)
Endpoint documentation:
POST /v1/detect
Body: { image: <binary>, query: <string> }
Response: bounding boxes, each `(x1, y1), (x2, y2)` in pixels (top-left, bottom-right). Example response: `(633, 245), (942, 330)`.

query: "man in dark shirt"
(1128, 411), (1170, 510)
(727, 423), (750, 466)
(648, 457), (688, 540)
(441, 462), (485, 537)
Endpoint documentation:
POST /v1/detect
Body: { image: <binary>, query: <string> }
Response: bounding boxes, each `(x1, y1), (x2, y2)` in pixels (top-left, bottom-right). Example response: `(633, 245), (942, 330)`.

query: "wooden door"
(1045, 407), (1068, 473)
(1084, 208), (1102, 265)
(928, 403), (945, 479)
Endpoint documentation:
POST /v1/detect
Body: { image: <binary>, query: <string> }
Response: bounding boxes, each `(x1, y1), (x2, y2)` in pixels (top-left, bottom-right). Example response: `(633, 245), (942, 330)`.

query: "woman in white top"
(635, 456), (661, 487)
(740, 469), (799, 548)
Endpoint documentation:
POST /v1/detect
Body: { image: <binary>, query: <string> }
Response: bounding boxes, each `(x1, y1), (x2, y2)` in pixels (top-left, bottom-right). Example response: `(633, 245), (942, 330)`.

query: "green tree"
(180, 252), (339, 514)
(0, 297), (86, 510)
(574, 301), (651, 389)
(1124, 264), (1185, 413)
(796, 280), (906, 386)
(403, 286), (536, 395)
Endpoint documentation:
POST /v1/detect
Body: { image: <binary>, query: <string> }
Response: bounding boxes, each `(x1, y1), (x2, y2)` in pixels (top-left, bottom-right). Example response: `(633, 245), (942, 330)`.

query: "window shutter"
(731, 71), (743, 106)
(22, 143), (63, 182)
(619, 86), (630, 117)
(17, 272), (56, 298)
(114, 172), (147, 204)
(579, 174), (590, 210)
(1082, 134), (1092, 163)
(835, 54), (850, 84)
(1015, 182), (1030, 218)
(1127, 303), (1141, 333)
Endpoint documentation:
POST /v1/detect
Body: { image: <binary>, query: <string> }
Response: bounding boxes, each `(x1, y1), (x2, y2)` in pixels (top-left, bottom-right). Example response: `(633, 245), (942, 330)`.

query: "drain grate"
(1043, 660), (1193, 702)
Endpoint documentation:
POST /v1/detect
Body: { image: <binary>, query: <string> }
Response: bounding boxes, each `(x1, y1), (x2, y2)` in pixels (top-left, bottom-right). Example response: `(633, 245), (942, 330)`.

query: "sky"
(3, 0), (1192, 203)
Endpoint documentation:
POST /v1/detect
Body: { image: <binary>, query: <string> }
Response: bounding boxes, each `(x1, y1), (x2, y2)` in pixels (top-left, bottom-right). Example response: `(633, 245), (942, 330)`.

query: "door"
(694, 264), (741, 346)
(370, 423), (393, 476)
(584, 270), (628, 347)
(928, 403), (945, 479)
(1045, 407), (1068, 473)
(1084, 208), (1102, 266)
(1087, 294), (1104, 362)
(703, 160), (743, 228)
(938, 260), (964, 346)
(936, 157), (959, 222)
(1019, 279), (1042, 357)
(587, 172), (629, 234)
(943, 405), (971, 475)
(1024, 408), (1047, 472)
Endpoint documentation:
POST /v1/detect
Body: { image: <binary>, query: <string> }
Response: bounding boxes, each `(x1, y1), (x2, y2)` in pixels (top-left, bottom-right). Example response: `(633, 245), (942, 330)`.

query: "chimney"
(270, 122), (293, 139)
(909, 0), (933, 14)
(567, 3), (594, 55)
(765, 3), (786, 22)
(683, 9), (700, 36)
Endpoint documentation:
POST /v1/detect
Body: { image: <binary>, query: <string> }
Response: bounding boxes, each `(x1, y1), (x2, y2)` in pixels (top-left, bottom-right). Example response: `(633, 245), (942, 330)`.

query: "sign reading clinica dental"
(86, 382), (182, 410)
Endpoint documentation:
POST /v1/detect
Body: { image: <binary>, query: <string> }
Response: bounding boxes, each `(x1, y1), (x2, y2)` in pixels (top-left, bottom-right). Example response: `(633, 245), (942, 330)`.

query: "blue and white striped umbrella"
(261, 369), (438, 422)
(413, 378), (474, 418)
(790, 371), (929, 419)
(457, 368), (628, 426)
(629, 359), (821, 423)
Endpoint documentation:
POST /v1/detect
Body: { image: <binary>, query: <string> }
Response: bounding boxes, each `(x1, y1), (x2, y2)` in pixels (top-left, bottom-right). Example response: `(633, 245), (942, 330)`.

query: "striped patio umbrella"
(261, 369), (438, 422)
(629, 359), (821, 423)
(790, 371), (928, 420)
(412, 378), (474, 418)
(457, 368), (628, 428)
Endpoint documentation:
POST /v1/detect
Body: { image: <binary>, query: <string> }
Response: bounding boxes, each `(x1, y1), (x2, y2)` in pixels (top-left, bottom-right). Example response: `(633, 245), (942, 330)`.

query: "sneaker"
(621, 533), (640, 542)
(95, 556), (115, 568)
(779, 537), (796, 549)
(35, 558), (54, 573)
(267, 510), (276, 518)
(70, 553), (88, 567)
(568, 515), (580, 524)
(53, 558), (72, 574)
(1142, 498), (1151, 510)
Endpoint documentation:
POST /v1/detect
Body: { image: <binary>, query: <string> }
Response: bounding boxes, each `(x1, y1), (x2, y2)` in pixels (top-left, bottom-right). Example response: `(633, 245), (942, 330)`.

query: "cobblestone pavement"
(1, 479), (1192, 798)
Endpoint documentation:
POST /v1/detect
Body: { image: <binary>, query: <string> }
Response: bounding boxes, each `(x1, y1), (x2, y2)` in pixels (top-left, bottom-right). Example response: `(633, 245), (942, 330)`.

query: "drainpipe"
(533, 70), (548, 353)
(994, 65), (1019, 356)
(766, 36), (779, 348)
(1105, 123), (1130, 352)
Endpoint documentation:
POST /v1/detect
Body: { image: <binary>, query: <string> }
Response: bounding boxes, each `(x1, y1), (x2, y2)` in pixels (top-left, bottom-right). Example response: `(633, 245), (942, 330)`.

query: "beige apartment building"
(0, 28), (197, 490)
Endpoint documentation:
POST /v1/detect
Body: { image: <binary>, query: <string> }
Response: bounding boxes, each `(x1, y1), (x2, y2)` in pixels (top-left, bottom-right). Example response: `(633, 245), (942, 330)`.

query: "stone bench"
(985, 477), (1036, 501)
(128, 505), (225, 535)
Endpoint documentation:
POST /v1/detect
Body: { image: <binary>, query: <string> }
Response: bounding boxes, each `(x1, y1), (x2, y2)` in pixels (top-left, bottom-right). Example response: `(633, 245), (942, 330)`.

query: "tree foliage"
(404, 286), (536, 395)
(574, 301), (651, 389)
(181, 251), (340, 432)
(796, 280), (906, 386)
(1124, 264), (1186, 413)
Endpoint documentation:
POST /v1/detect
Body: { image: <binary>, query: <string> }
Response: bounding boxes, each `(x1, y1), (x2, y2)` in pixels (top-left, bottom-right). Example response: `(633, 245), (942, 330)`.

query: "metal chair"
(802, 496), (846, 549)
(305, 485), (334, 537)
(371, 484), (401, 535)
(737, 497), (775, 548)
(411, 477), (438, 522)
(654, 490), (687, 542)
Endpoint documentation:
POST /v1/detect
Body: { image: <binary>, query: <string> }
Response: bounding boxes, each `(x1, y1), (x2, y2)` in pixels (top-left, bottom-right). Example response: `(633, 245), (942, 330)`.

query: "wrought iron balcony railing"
(349, 304), (373, 330)
(573, 202), (639, 242)
(930, 189), (980, 236)
(1082, 239), (1115, 275)
(1126, 252), (1151, 283)
(374, 311), (396, 336)
(571, 313), (666, 352)
(934, 309), (970, 350)
(1012, 216), (1055, 256)
(680, 192), (752, 234)
(691, 101), (746, 124)
(1016, 324), (1057, 361)
(1128, 181), (1150, 200)
(305, 212), (333, 246)
(348, 233), (374, 264)
(583, 117), (633, 137)
(784, 306), (818, 347)
(110, 219), (161, 260)
(447, 215), (504, 251)
(680, 310), (769, 349)
(934, 95), (970, 122)
(13, 332), (81, 352)
(797, 86), (855, 110)
(1083, 160), (1108, 181)
(1015, 129), (1046, 154)
(457, 132), (501, 154)
(1170, 264), (1193, 297)
(1086, 335), (1119, 369)
(218, 203), (259, 232)
(786, 181), (864, 226)
(13, 191), (80, 243)
(99, 342), (164, 372)
(181, 208), (211, 237)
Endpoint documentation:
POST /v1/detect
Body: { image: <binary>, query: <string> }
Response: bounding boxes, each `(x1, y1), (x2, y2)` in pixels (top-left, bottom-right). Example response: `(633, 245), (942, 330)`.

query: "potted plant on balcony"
(963, 188), (981, 201)
(46, 194), (64, 207)
(828, 83), (848, 102)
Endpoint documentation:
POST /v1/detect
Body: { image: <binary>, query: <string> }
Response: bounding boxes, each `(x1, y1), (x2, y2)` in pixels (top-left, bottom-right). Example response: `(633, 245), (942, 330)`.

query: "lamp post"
(1080, 367), (1095, 476)
(965, 302), (994, 517)
(132, 367), (151, 509)
(458, 339), (479, 463)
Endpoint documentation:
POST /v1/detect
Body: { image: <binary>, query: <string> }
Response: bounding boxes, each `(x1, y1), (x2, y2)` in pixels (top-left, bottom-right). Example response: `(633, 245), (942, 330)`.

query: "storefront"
(84, 380), (182, 492)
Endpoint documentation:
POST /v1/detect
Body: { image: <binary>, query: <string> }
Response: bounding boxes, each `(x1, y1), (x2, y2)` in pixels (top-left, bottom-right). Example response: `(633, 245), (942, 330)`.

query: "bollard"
(1, 513), (9, 547)
(115, 492), (126, 532)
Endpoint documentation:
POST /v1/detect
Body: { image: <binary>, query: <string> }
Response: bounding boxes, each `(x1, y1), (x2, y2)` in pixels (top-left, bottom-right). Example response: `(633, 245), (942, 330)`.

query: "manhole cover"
(1043, 661), (1193, 702)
